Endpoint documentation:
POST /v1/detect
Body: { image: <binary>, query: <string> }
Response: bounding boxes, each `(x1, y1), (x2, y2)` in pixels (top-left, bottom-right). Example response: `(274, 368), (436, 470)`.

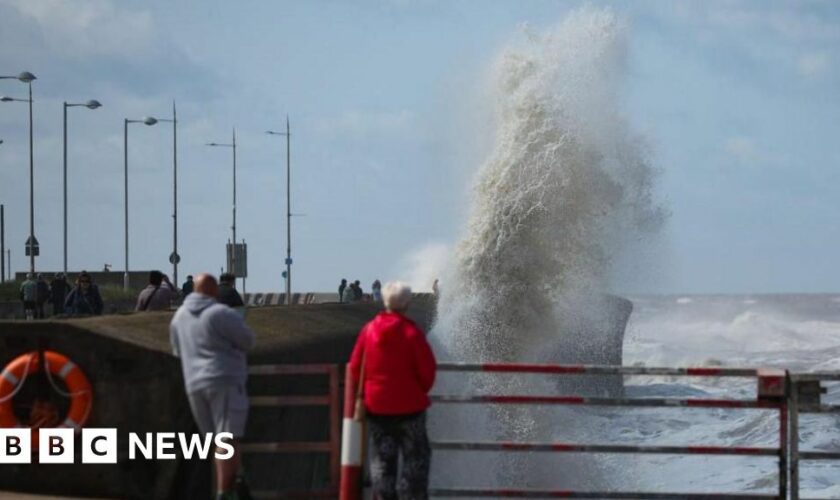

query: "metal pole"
(1, 204), (4, 282)
(286, 116), (292, 305)
(232, 128), (237, 287)
(63, 102), (68, 274)
(27, 81), (34, 273)
(123, 119), (130, 290)
(172, 101), (178, 288)
(790, 380), (800, 500)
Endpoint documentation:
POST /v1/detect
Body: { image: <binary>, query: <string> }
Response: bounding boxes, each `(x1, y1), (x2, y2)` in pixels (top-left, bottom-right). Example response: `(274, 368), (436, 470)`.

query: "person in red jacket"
(349, 281), (436, 500)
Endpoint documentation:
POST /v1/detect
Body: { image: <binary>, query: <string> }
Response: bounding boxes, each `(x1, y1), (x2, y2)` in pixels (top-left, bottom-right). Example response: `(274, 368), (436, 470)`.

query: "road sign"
(169, 252), (181, 265)
(285, 257), (293, 265)
(25, 235), (39, 257)
(226, 242), (247, 278)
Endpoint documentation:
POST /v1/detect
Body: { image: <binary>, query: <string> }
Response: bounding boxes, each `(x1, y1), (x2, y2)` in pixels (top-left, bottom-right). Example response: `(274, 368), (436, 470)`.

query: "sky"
(0, 0), (838, 294)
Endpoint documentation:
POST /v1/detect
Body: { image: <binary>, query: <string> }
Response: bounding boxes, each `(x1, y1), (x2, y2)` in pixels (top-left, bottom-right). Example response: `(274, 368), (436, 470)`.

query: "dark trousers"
(367, 411), (430, 500)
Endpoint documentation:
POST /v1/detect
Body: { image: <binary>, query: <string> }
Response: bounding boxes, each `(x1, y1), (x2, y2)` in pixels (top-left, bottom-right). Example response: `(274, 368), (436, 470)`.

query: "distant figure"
(102, 263), (111, 272)
(50, 273), (71, 316)
(372, 279), (382, 302)
(218, 273), (244, 308)
(342, 282), (356, 303)
(349, 282), (436, 499)
(182, 275), (194, 297)
(64, 271), (104, 316)
(170, 273), (255, 499)
(136, 270), (177, 312)
(338, 278), (348, 303)
(35, 274), (50, 319)
(353, 280), (364, 301)
(432, 278), (440, 298)
(19, 273), (38, 320)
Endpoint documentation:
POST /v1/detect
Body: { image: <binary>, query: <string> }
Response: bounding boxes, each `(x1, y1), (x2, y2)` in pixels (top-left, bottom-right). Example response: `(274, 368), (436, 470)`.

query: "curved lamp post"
(206, 129), (238, 289)
(0, 71), (37, 273)
(63, 99), (101, 273)
(266, 117), (293, 305)
(123, 116), (158, 290)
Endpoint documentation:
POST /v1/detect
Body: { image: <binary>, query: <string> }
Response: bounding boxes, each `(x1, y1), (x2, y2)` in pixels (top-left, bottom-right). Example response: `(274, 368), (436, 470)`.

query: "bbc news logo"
(0, 429), (234, 463)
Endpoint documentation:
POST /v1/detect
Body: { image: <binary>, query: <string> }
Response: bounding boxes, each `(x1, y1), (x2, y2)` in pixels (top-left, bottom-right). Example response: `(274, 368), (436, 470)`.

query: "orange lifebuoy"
(0, 351), (93, 445)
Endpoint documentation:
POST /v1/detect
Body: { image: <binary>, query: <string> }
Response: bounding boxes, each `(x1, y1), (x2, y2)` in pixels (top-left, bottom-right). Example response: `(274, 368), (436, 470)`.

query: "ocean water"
(429, 294), (840, 497)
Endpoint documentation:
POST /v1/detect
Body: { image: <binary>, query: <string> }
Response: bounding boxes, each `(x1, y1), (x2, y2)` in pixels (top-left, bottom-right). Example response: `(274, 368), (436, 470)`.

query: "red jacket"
(349, 311), (437, 415)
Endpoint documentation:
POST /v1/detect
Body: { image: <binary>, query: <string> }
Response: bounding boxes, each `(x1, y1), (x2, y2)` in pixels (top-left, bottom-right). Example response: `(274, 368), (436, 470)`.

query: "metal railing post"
(789, 376), (800, 500)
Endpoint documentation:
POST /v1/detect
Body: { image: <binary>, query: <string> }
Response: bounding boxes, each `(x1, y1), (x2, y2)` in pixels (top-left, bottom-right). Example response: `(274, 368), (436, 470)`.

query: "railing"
(428, 362), (788, 499)
(789, 371), (840, 500)
(244, 363), (341, 499)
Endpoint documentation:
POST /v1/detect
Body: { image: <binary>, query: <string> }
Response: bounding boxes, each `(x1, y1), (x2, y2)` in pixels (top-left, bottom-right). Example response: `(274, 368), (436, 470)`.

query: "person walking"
(64, 271), (104, 316)
(182, 275), (194, 297)
(348, 281), (436, 500)
(136, 270), (177, 312)
(170, 273), (255, 500)
(338, 278), (348, 303)
(371, 279), (382, 302)
(19, 273), (38, 320)
(218, 273), (244, 308)
(50, 273), (71, 316)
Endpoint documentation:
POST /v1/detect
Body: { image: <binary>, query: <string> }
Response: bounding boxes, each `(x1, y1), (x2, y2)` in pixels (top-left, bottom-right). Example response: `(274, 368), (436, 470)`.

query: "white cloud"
(797, 51), (830, 79)
(393, 242), (450, 292)
(0, 0), (156, 57)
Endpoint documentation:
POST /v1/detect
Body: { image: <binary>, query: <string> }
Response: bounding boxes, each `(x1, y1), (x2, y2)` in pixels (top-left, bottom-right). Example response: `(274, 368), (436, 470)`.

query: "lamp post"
(1, 71), (37, 273)
(266, 117), (293, 305)
(154, 102), (179, 287)
(206, 129), (238, 288)
(63, 99), (101, 274)
(123, 116), (159, 290)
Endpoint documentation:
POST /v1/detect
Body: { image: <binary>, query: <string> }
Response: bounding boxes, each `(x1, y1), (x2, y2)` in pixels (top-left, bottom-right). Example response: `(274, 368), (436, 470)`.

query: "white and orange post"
(339, 364), (364, 500)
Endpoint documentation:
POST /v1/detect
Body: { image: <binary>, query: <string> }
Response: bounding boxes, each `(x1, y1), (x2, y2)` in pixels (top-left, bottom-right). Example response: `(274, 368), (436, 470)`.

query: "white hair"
(383, 281), (412, 312)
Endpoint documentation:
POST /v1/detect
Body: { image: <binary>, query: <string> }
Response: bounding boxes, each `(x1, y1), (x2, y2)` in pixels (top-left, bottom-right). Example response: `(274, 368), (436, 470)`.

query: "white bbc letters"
(81, 429), (117, 464)
(39, 428), (74, 463)
(0, 429), (31, 464)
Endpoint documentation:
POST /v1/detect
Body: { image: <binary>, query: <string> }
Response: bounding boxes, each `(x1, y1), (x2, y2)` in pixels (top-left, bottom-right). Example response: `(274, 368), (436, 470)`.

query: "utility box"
(226, 242), (247, 278)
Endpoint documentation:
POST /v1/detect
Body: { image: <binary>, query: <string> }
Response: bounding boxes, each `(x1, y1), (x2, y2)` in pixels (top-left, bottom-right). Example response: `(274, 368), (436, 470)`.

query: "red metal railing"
(243, 364), (341, 499)
(429, 362), (788, 499)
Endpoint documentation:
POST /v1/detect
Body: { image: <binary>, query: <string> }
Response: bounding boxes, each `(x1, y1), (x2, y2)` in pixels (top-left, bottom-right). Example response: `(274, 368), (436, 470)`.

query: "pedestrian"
(19, 273), (38, 320)
(353, 280), (364, 301)
(182, 275), (194, 297)
(372, 279), (382, 302)
(218, 273), (244, 308)
(348, 281), (436, 500)
(50, 273), (71, 316)
(64, 271), (104, 316)
(432, 278), (440, 298)
(35, 274), (50, 319)
(338, 278), (348, 303)
(136, 270), (177, 312)
(169, 273), (255, 500)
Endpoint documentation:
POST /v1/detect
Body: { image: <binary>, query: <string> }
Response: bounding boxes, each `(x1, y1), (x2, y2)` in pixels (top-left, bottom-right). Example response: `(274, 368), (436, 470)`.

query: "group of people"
(136, 271), (244, 313)
(169, 276), (435, 499)
(338, 278), (383, 303)
(19, 271), (104, 319)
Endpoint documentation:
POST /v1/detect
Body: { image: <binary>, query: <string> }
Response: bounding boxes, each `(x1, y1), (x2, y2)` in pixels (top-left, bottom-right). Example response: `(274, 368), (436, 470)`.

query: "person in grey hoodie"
(169, 273), (255, 500)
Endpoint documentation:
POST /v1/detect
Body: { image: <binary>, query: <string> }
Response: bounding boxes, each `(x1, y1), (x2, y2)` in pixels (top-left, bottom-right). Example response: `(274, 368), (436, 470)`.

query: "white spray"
(429, 7), (665, 491)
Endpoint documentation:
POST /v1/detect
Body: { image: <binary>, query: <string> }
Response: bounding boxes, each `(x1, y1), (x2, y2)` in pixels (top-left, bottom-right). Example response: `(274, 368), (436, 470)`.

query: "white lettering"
(128, 433), (153, 459)
(178, 433), (213, 459)
(156, 432), (176, 459)
(214, 432), (234, 460)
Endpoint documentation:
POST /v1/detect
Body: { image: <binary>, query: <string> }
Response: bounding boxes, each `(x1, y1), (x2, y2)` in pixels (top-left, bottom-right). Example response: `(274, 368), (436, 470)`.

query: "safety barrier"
(244, 364), (341, 499)
(789, 371), (840, 500)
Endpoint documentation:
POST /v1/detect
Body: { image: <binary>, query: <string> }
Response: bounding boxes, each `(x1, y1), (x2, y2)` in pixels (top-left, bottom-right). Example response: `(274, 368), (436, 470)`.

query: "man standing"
(136, 270), (177, 311)
(170, 273), (255, 500)
(218, 273), (244, 308)
(338, 278), (347, 303)
(50, 273), (71, 316)
(19, 273), (38, 320)
(182, 275), (194, 297)
(35, 274), (50, 318)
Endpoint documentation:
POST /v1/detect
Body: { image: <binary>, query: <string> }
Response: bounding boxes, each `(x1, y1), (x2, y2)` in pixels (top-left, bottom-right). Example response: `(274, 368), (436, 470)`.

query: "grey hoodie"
(169, 293), (255, 393)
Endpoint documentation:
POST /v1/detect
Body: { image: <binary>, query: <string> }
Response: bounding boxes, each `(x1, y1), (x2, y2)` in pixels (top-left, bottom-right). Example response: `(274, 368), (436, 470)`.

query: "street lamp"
(154, 102), (179, 287)
(123, 116), (159, 290)
(206, 129), (239, 289)
(266, 116), (293, 305)
(0, 70), (37, 273)
(63, 99), (101, 274)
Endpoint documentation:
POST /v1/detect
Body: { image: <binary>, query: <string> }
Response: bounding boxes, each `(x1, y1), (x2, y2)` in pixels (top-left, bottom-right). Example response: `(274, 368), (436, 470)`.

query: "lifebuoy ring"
(0, 351), (93, 445)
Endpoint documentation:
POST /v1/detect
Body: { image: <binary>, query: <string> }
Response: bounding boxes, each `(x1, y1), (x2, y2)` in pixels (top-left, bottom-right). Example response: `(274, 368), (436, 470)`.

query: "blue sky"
(0, 0), (838, 294)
